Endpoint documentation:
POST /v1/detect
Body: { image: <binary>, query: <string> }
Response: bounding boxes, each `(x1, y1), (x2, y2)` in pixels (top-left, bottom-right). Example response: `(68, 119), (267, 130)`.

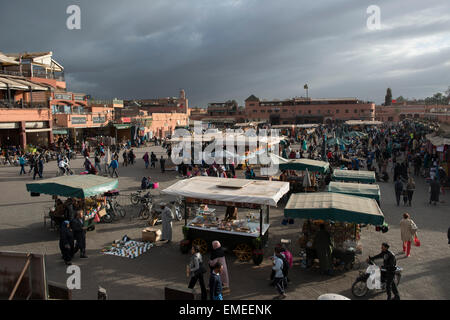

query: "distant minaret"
(179, 89), (188, 113)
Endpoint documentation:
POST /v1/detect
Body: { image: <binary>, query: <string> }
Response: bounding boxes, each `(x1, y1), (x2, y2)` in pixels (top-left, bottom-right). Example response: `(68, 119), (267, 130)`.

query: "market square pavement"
(0, 145), (449, 300)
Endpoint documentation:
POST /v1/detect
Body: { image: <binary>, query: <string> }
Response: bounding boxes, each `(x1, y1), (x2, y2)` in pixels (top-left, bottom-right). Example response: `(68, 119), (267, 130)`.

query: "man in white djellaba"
(161, 203), (174, 243)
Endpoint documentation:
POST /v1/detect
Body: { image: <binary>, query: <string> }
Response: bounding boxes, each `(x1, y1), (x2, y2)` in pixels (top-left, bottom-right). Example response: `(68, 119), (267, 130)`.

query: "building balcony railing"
(0, 69), (65, 81)
(0, 99), (49, 109)
(89, 98), (123, 106)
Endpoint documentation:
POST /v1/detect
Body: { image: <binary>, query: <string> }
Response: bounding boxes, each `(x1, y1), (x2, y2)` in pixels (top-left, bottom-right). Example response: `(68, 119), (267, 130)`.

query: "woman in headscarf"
(209, 241), (229, 289)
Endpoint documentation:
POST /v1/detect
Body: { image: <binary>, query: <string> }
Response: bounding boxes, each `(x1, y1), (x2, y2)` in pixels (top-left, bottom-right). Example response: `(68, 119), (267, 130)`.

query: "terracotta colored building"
(124, 89), (188, 114)
(245, 95), (376, 125)
(0, 51), (124, 148)
(375, 103), (450, 124)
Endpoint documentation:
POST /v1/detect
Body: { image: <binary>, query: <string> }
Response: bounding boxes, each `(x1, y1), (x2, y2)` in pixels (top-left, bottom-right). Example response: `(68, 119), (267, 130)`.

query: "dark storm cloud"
(1, 0), (449, 106)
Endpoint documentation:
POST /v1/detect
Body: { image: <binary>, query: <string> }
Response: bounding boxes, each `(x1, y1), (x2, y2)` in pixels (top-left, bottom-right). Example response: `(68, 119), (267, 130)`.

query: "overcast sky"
(1, 0), (450, 107)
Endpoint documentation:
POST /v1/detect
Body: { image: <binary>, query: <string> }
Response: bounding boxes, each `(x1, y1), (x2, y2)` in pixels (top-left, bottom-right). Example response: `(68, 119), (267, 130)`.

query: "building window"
(345, 109), (349, 113)
(261, 110), (266, 113)
(249, 103), (255, 107)
(253, 110), (257, 113)
(327, 110), (331, 114)
(268, 110), (272, 113)
(361, 109), (365, 113)
(354, 109), (358, 113)
(336, 109), (339, 114)
(308, 110), (311, 114)
(318, 110), (321, 114)
(283, 109), (288, 112)
(298, 110), (302, 114)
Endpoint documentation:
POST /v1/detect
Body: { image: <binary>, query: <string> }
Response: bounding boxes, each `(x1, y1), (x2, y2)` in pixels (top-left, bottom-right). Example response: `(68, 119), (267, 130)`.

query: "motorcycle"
(351, 260), (402, 298)
(130, 190), (150, 205)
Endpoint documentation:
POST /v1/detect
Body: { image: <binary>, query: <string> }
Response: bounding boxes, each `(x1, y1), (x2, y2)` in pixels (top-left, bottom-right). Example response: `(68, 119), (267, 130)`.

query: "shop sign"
(74, 95), (85, 101)
(54, 93), (73, 100)
(121, 117), (131, 123)
(93, 116), (106, 123)
(71, 117), (86, 124)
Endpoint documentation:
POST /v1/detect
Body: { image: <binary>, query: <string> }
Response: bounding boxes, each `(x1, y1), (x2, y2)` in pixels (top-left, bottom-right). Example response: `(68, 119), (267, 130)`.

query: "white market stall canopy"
(284, 192), (384, 225)
(345, 120), (383, 126)
(425, 134), (450, 146)
(161, 176), (290, 206)
(271, 124), (320, 129)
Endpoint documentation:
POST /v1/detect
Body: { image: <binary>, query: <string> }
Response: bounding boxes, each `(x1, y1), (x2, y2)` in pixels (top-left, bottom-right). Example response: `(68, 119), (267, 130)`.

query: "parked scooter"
(351, 259), (402, 298)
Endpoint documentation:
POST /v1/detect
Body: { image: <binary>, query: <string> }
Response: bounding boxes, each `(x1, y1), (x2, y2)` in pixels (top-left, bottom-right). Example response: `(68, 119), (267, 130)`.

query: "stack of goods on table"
(102, 236), (154, 259)
(298, 220), (362, 253)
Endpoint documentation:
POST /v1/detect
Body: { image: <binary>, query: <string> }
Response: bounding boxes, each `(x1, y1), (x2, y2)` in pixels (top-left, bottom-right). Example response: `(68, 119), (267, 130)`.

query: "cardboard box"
(142, 227), (162, 243)
(98, 208), (107, 218)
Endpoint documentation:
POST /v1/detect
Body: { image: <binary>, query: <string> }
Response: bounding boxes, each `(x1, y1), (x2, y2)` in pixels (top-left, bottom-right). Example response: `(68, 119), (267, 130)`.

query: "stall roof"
(26, 175), (118, 198)
(332, 169), (376, 183)
(284, 192), (384, 225)
(345, 120), (383, 126)
(271, 124), (320, 129)
(161, 176), (289, 206)
(327, 181), (380, 200)
(279, 158), (330, 173)
(426, 134), (450, 146)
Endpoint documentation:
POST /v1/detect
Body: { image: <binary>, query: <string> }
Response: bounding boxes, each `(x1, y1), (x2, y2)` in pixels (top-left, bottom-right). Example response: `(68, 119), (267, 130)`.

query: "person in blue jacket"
(209, 262), (223, 300)
(109, 158), (119, 177)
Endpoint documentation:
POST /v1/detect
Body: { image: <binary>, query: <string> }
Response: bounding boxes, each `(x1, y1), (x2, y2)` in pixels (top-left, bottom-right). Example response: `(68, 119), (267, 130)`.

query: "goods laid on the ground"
(102, 238), (153, 259)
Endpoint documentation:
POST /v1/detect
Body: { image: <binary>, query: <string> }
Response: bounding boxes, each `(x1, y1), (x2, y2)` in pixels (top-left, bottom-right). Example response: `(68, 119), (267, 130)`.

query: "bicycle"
(102, 192), (126, 223)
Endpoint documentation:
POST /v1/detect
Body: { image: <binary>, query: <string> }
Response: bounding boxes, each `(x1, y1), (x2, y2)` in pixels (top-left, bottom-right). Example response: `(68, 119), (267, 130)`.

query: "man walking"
(71, 210), (88, 259)
(209, 262), (224, 300)
(19, 154), (26, 175)
(160, 155), (166, 173)
(143, 152), (150, 169)
(272, 247), (287, 299)
(429, 177), (440, 205)
(109, 158), (119, 178)
(368, 243), (400, 300)
(150, 152), (157, 168)
(394, 178), (404, 206)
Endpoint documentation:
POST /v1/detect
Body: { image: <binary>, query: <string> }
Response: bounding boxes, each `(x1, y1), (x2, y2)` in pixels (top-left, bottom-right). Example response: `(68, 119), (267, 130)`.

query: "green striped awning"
(284, 192), (384, 225)
(114, 124), (131, 129)
(52, 129), (68, 135)
(26, 175), (118, 199)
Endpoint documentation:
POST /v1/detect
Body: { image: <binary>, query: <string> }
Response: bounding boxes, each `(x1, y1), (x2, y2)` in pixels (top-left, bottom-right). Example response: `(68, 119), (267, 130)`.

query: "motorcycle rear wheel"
(140, 208), (150, 220)
(351, 280), (369, 297)
(130, 194), (140, 205)
(102, 214), (113, 223)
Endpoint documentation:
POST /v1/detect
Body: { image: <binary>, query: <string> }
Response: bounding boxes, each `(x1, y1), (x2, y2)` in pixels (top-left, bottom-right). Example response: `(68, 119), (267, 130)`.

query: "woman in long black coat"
(59, 221), (74, 265)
